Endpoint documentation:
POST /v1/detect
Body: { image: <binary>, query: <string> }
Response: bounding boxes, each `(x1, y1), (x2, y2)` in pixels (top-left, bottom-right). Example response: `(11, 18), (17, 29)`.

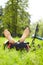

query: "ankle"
(8, 37), (14, 43)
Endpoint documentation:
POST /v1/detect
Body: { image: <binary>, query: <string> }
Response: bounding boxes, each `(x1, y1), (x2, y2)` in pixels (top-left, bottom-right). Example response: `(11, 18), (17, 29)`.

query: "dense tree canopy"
(2, 0), (30, 37)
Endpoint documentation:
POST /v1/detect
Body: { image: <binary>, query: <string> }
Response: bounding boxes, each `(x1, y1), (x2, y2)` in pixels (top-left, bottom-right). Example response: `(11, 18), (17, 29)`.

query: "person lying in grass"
(3, 27), (30, 51)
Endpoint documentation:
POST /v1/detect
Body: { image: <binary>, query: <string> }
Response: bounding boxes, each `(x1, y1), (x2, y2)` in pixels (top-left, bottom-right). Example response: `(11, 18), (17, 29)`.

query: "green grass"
(0, 37), (43, 65)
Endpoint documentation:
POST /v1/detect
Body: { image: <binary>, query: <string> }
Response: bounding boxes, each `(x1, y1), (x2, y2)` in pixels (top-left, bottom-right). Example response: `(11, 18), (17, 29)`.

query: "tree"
(0, 6), (3, 36)
(38, 20), (43, 37)
(30, 20), (43, 37)
(3, 0), (30, 37)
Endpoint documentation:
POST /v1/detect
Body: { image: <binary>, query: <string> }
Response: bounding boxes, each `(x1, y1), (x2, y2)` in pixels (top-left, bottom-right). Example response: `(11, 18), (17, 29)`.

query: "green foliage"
(38, 20), (43, 37)
(0, 6), (3, 16)
(30, 21), (43, 37)
(0, 6), (4, 36)
(3, 0), (30, 36)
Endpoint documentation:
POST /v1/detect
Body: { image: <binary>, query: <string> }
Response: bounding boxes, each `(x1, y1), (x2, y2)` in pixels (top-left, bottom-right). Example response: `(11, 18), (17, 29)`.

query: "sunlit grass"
(0, 37), (43, 65)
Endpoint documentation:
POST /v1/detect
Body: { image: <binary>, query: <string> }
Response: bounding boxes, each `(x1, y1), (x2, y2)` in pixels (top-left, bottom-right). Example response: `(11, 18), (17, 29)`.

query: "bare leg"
(19, 27), (30, 42)
(3, 29), (15, 44)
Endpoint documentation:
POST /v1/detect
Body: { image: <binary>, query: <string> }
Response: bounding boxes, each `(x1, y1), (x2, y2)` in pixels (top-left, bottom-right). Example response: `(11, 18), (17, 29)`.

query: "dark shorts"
(10, 42), (29, 50)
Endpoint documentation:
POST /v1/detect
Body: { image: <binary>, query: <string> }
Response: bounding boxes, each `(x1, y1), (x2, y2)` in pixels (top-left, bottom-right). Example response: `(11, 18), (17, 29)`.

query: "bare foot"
(20, 27), (30, 42)
(3, 29), (15, 44)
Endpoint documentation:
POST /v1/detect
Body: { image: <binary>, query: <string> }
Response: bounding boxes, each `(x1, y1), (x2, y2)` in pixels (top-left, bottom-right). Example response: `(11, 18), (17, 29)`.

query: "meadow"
(0, 37), (43, 65)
